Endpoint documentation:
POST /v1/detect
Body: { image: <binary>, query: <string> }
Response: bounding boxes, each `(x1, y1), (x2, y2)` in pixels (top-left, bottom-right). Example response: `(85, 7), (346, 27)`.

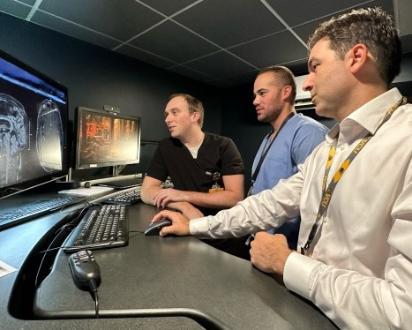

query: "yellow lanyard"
(301, 97), (406, 255)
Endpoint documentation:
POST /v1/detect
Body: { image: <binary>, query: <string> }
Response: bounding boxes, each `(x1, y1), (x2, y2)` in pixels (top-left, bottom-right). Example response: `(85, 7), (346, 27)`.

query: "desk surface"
(0, 194), (336, 329)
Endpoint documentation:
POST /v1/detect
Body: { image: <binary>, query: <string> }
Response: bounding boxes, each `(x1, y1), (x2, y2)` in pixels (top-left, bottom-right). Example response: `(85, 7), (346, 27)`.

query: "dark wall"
(393, 53), (412, 100)
(221, 83), (267, 188)
(0, 12), (222, 180)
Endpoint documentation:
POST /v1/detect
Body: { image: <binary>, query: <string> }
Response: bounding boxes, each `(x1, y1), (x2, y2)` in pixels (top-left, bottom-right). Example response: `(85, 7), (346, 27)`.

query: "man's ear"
(346, 43), (368, 74)
(282, 85), (292, 101)
(191, 111), (201, 124)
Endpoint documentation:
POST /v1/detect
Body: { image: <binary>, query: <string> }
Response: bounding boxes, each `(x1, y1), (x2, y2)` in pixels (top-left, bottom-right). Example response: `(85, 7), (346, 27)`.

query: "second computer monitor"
(75, 107), (141, 170)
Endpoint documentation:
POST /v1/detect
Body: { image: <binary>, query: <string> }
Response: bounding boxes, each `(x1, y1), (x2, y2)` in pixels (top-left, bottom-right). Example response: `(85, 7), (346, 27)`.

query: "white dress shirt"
(190, 88), (412, 329)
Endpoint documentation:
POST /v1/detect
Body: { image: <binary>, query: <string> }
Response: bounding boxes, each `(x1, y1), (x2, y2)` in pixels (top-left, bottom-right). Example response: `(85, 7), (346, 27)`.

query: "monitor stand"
(80, 173), (142, 189)
(112, 165), (124, 177)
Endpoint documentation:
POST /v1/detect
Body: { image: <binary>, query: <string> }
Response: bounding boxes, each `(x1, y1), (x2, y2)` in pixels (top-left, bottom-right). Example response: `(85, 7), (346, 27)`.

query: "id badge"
(209, 186), (224, 193)
(208, 171), (223, 193)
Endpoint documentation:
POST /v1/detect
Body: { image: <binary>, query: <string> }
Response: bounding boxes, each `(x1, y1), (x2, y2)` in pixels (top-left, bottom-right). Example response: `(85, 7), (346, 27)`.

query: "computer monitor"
(75, 107), (141, 170)
(0, 50), (68, 195)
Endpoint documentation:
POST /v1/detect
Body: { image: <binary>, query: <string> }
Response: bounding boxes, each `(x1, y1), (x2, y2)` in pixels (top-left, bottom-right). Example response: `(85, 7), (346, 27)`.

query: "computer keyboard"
(103, 187), (141, 205)
(63, 204), (128, 253)
(0, 195), (84, 230)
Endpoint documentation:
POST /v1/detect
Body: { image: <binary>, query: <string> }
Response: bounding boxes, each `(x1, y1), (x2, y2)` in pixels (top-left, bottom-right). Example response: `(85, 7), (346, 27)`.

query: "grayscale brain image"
(36, 99), (63, 172)
(0, 93), (29, 186)
(0, 56), (67, 189)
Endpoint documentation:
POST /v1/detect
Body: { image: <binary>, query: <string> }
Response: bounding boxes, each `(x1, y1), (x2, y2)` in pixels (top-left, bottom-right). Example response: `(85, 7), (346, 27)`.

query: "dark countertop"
(0, 192), (336, 330)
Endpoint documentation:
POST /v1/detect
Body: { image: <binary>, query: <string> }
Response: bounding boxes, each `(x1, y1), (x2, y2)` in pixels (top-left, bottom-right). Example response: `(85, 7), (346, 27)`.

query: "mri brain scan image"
(0, 93), (29, 186)
(36, 99), (63, 172)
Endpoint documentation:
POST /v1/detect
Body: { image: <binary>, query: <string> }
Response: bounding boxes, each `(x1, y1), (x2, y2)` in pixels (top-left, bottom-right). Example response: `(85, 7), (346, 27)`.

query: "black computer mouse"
(144, 218), (172, 236)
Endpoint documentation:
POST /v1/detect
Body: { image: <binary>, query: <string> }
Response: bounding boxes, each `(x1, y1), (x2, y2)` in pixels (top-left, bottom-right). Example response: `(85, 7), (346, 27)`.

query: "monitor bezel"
(75, 106), (141, 170)
(0, 49), (69, 195)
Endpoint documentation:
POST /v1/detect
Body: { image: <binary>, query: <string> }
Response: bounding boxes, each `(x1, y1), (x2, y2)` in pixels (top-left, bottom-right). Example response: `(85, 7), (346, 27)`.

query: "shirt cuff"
(189, 216), (211, 236)
(283, 252), (323, 300)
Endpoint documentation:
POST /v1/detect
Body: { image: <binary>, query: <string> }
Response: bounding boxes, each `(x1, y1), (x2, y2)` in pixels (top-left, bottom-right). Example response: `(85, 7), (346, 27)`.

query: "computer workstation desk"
(0, 190), (336, 329)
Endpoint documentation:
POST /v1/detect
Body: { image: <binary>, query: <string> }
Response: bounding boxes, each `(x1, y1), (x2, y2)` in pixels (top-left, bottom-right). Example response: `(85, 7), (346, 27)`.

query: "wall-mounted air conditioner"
(294, 75), (313, 111)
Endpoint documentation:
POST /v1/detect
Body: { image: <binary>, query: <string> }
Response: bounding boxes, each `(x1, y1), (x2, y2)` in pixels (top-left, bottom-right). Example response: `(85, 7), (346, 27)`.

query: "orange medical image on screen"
(77, 110), (139, 168)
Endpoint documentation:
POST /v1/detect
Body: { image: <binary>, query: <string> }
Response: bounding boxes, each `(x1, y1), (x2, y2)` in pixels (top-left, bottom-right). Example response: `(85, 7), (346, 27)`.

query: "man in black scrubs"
(141, 93), (244, 216)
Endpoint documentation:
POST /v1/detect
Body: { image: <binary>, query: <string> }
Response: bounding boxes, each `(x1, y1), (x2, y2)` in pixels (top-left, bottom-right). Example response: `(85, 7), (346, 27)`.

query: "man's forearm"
(140, 185), (162, 205)
(184, 190), (242, 209)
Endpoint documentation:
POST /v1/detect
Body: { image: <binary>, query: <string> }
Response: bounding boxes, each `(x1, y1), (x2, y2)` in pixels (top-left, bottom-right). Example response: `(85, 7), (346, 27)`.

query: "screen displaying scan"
(76, 107), (140, 169)
(0, 52), (68, 190)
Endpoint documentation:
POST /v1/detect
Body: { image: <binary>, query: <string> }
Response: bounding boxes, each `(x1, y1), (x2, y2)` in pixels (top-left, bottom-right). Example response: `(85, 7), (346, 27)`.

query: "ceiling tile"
(0, 0), (31, 19)
(116, 44), (176, 69)
(130, 20), (219, 63)
(174, 0), (285, 48)
(265, 0), (372, 27)
(184, 51), (255, 80)
(293, 19), (322, 46)
(17, 0), (36, 5)
(32, 11), (120, 49)
(272, 0), (393, 28)
(139, 0), (200, 15)
(38, 0), (164, 41)
(0, 0), (401, 89)
(293, 0), (395, 46)
(230, 30), (308, 69)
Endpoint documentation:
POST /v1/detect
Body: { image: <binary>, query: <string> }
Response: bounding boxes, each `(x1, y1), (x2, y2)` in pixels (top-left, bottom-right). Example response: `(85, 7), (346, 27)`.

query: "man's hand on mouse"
(151, 210), (190, 236)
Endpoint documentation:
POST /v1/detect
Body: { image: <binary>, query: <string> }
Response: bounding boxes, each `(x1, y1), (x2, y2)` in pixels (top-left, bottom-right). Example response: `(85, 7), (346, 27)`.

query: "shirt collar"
(326, 88), (403, 144)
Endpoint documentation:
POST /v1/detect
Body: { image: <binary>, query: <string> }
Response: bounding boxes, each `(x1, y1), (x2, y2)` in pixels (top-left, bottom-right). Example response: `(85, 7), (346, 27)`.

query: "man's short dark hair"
(308, 7), (401, 85)
(168, 93), (204, 128)
(257, 66), (296, 103)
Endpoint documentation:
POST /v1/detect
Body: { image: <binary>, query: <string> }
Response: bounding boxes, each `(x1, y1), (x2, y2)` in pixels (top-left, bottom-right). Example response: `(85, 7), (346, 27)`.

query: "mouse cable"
(89, 279), (100, 318)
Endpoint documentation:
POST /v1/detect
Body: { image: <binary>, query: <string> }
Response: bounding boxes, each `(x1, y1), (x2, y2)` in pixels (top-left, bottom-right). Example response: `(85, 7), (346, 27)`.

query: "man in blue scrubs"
(251, 66), (327, 248)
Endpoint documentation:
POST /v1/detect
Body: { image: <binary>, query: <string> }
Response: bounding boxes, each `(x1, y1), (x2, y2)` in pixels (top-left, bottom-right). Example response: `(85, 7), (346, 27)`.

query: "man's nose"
(253, 96), (259, 106)
(302, 74), (313, 92)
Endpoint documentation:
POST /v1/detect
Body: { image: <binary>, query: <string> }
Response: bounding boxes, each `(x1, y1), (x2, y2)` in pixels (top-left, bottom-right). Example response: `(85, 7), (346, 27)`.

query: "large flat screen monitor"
(75, 107), (141, 170)
(0, 50), (68, 195)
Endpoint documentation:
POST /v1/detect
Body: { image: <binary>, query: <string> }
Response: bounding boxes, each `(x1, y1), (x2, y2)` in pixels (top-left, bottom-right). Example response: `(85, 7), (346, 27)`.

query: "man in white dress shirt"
(152, 7), (412, 329)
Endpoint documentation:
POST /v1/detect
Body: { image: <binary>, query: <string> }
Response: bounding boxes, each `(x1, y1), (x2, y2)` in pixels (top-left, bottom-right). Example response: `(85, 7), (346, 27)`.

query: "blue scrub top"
(251, 113), (327, 194)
